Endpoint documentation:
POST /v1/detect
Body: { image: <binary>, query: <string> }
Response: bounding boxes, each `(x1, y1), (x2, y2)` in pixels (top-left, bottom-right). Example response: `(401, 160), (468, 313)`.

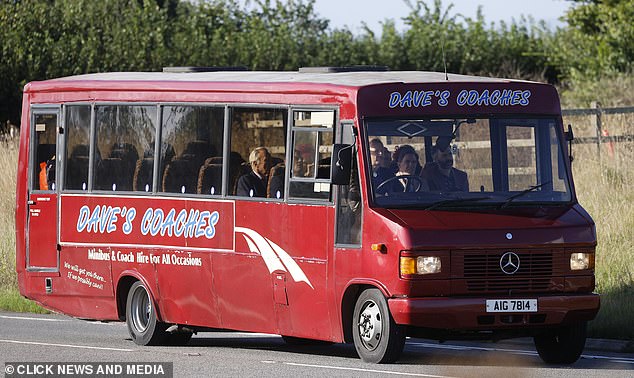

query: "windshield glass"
(365, 117), (572, 209)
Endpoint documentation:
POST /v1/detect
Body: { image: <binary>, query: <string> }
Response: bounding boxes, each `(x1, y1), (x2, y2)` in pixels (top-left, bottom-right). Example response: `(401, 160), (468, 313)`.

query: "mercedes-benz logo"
(500, 252), (520, 275)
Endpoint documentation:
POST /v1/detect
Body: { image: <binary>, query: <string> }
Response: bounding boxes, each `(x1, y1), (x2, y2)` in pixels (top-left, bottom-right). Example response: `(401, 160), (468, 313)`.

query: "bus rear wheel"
(126, 281), (168, 346)
(534, 321), (587, 364)
(352, 288), (405, 363)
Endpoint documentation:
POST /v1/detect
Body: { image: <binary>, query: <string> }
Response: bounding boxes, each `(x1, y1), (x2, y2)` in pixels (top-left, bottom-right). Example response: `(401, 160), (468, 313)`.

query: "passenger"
(236, 147), (272, 197)
(422, 144), (469, 192)
(369, 139), (394, 186)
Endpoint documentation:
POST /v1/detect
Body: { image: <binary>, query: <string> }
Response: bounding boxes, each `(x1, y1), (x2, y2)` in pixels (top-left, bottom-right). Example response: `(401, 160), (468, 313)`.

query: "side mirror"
(565, 124), (574, 142)
(331, 143), (353, 185)
(565, 124), (574, 162)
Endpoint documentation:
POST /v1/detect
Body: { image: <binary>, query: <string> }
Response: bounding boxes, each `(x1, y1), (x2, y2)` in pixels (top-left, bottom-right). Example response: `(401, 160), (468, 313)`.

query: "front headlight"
(400, 255), (442, 275)
(570, 252), (595, 270)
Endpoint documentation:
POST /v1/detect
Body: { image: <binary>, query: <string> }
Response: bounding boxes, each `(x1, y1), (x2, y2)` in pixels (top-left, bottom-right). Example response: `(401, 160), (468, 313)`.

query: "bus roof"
(28, 70), (537, 90)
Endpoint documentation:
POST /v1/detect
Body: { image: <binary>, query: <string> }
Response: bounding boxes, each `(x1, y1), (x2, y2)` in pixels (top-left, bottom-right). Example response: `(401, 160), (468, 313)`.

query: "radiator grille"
(454, 250), (558, 293)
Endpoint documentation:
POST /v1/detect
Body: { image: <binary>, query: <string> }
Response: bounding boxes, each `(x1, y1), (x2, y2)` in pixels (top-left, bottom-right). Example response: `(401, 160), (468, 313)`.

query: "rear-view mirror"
(331, 144), (353, 185)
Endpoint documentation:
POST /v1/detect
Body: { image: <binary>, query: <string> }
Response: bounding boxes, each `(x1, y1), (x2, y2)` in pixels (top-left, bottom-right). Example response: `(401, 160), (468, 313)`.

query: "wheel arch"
(340, 280), (390, 343)
(115, 271), (159, 322)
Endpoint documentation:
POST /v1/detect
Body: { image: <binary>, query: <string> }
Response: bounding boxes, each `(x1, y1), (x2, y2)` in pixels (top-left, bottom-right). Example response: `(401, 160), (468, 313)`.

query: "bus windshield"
(365, 117), (573, 209)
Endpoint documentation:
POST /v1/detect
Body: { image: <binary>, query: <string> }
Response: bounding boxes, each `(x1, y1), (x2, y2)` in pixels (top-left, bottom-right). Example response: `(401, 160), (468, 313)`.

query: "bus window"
(64, 105), (92, 191)
(288, 110), (334, 200)
(160, 106), (224, 195)
(31, 113), (57, 191)
(230, 107), (287, 198)
(93, 105), (156, 192)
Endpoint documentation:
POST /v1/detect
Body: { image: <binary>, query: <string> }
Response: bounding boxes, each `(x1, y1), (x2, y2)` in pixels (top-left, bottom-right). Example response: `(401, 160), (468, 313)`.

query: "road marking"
(0, 339), (134, 352)
(0, 315), (69, 322)
(276, 362), (458, 377)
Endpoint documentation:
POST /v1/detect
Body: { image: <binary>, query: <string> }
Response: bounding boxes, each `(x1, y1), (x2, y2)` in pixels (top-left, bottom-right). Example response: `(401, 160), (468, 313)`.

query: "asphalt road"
(1, 311), (632, 377)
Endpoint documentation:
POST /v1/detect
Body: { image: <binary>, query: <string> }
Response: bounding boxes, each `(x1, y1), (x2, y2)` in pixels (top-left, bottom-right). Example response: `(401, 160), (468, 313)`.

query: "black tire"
(282, 336), (334, 346)
(126, 281), (169, 346)
(352, 288), (406, 363)
(534, 321), (587, 364)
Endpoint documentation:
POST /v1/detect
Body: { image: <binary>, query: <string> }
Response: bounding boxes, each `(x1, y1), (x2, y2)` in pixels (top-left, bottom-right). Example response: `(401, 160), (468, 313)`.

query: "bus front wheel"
(352, 288), (405, 363)
(126, 281), (168, 346)
(534, 321), (587, 364)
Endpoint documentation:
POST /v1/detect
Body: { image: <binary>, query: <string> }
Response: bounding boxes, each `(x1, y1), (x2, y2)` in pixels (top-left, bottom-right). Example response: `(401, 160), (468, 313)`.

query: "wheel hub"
(358, 300), (382, 351)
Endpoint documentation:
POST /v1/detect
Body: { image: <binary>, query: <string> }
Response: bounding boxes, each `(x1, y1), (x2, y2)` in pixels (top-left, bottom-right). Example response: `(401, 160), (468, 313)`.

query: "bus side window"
(93, 105), (156, 192)
(288, 110), (334, 201)
(32, 113), (57, 191)
(64, 105), (91, 191)
(229, 107), (287, 199)
(160, 106), (224, 195)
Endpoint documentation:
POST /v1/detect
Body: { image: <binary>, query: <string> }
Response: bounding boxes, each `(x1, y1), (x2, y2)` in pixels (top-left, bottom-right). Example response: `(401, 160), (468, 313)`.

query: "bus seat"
(197, 159), (223, 195)
(133, 158), (154, 192)
(162, 158), (199, 194)
(95, 157), (132, 191)
(66, 156), (90, 190)
(66, 144), (96, 190)
(230, 162), (251, 195)
(183, 140), (215, 167)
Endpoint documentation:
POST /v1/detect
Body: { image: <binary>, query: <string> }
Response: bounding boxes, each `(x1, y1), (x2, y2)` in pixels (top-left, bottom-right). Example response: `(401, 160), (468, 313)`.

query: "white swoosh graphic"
(235, 227), (313, 289)
(267, 237), (314, 289)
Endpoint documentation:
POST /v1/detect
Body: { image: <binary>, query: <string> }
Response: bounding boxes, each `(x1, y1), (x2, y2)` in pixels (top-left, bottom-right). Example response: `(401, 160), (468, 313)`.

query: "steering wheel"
(376, 175), (425, 193)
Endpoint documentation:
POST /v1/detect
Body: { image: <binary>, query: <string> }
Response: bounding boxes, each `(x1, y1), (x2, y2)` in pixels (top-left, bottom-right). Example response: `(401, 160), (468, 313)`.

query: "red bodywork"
(16, 73), (599, 343)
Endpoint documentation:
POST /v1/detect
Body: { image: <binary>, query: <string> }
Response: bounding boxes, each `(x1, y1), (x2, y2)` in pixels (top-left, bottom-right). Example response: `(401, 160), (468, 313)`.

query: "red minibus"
(16, 67), (599, 363)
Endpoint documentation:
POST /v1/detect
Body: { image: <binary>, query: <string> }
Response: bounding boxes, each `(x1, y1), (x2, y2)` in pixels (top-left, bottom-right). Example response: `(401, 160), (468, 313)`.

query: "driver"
(377, 145), (429, 193)
(394, 145), (429, 192)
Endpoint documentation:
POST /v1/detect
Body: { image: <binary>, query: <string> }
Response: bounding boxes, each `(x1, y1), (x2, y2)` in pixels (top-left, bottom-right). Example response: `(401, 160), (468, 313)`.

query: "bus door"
(27, 108), (60, 271)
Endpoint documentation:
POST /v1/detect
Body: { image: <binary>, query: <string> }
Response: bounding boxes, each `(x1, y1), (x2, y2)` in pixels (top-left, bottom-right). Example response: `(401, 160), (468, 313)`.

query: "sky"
(307, 0), (572, 33)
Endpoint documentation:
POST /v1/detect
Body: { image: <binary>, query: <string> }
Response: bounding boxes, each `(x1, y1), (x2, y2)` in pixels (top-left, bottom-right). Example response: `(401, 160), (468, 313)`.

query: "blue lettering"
(489, 90), (501, 105)
(107, 207), (121, 233)
(520, 90), (531, 106)
(76, 206), (90, 232)
(195, 211), (210, 238)
(499, 90), (512, 105)
(438, 90), (450, 106)
(456, 90), (468, 106)
(160, 209), (176, 237)
(184, 210), (199, 238)
(477, 89), (490, 105)
(150, 208), (164, 236)
(86, 205), (101, 233)
(140, 208), (153, 235)
(388, 92), (401, 108)
(123, 208), (135, 235)
(400, 91), (413, 107)
(205, 211), (219, 238)
(174, 209), (187, 237)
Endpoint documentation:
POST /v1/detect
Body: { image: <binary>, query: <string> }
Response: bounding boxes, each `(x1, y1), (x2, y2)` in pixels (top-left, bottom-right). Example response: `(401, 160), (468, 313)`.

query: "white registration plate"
(485, 299), (538, 313)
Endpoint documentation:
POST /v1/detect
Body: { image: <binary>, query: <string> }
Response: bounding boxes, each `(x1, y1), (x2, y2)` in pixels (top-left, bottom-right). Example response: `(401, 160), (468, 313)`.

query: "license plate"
(485, 299), (537, 313)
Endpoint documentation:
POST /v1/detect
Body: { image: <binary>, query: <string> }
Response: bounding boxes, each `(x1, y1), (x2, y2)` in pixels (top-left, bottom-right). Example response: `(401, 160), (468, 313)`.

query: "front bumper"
(388, 294), (600, 330)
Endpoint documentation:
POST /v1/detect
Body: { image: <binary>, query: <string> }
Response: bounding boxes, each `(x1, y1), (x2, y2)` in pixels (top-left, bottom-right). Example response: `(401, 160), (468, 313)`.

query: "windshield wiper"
(500, 181), (552, 209)
(424, 196), (492, 210)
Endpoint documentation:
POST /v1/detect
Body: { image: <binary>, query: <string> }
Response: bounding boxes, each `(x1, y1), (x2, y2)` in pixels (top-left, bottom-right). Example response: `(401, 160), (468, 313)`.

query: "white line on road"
(0, 339), (134, 352)
(274, 362), (458, 377)
(0, 315), (69, 322)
